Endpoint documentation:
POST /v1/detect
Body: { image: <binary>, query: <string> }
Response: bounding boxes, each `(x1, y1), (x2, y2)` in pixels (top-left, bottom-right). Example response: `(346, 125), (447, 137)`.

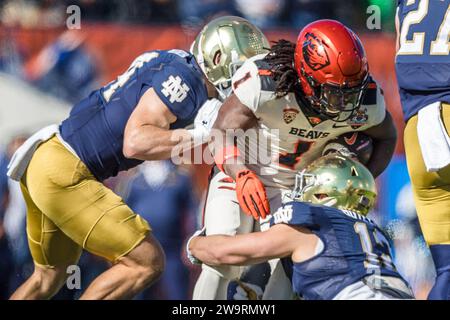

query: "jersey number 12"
(354, 222), (396, 272)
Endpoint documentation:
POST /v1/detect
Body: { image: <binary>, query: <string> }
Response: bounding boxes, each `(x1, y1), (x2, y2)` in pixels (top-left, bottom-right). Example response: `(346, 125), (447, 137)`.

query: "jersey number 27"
(397, 0), (450, 56)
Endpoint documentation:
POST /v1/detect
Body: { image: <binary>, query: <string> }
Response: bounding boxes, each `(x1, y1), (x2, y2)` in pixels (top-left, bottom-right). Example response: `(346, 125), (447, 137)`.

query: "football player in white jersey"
(193, 20), (397, 299)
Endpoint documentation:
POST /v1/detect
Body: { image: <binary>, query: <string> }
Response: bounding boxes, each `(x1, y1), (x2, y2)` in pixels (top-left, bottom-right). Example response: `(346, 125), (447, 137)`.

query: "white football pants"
(193, 170), (293, 300)
(333, 281), (413, 300)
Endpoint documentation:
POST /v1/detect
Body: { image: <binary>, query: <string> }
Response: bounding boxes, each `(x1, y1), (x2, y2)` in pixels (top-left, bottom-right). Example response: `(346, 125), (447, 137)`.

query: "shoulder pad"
(362, 77), (379, 106)
(167, 49), (190, 58)
(231, 58), (261, 112)
(231, 54), (277, 113)
(152, 63), (206, 121)
(254, 59), (277, 92)
(355, 77), (386, 129)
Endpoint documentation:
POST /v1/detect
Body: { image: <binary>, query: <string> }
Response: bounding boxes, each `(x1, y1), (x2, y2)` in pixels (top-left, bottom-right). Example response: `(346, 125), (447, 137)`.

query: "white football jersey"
(231, 54), (386, 188)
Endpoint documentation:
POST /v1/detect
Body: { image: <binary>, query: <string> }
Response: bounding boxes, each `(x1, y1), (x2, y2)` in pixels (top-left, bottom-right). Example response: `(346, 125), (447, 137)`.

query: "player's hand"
(228, 280), (263, 300)
(189, 98), (222, 145)
(235, 169), (270, 220)
(195, 98), (221, 131)
(186, 227), (206, 265)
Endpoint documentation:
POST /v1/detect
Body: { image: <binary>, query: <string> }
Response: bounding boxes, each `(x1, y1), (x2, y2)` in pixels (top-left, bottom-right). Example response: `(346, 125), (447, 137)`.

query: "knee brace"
(428, 245), (450, 300)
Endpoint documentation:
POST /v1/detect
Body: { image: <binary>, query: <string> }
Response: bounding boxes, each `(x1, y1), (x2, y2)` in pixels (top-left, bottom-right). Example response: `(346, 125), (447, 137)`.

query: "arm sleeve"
(231, 57), (271, 114)
(152, 64), (202, 121)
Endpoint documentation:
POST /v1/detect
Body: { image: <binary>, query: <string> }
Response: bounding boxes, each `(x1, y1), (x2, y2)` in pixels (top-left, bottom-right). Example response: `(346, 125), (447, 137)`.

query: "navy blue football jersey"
(60, 50), (208, 181)
(396, 0), (450, 121)
(270, 201), (407, 300)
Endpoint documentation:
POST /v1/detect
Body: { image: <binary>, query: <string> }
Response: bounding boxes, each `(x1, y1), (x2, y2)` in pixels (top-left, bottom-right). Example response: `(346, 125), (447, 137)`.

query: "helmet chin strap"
(215, 83), (232, 101)
(321, 198), (338, 207)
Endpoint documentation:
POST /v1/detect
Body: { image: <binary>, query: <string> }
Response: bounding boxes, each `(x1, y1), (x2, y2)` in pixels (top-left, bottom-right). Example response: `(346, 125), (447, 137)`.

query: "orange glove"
(235, 169), (270, 220)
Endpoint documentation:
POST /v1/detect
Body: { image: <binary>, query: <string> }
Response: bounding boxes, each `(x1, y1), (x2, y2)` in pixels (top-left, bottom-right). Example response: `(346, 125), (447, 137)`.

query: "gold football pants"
(404, 103), (450, 245)
(21, 136), (151, 267)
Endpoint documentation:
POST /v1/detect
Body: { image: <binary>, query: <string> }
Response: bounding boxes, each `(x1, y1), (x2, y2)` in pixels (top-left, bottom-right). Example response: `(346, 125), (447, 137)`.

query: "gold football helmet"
(290, 154), (377, 216)
(191, 16), (270, 98)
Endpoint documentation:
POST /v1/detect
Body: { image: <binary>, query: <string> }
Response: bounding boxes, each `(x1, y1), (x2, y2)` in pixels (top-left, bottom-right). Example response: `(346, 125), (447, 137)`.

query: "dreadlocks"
(263, 39), (299, 98)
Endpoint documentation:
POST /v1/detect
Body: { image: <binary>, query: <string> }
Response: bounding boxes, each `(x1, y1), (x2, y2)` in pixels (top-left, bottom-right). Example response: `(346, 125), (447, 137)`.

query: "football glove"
(188, 98), (222, 146)
(235, 169), (270, 220)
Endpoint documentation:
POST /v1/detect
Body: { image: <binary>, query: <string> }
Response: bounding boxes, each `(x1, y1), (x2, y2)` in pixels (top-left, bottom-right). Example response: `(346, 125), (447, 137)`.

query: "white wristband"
(186, 227), (206, 265)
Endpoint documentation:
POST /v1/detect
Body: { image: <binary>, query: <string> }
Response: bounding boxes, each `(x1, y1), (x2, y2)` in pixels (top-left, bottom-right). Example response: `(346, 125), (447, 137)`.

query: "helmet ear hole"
(213, 50), (222, 66)
(358, 196), (371, 209)
(351, 167), (358, 177)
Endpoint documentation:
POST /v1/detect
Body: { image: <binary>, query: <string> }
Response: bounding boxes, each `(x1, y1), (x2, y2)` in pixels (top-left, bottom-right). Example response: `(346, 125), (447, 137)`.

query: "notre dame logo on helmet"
(283, 108), (299, 124)
(302, 33), (330, 71)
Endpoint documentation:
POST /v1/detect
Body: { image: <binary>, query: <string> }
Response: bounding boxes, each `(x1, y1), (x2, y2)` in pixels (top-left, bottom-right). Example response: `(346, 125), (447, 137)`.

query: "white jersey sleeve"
(231, 54), (276, 114)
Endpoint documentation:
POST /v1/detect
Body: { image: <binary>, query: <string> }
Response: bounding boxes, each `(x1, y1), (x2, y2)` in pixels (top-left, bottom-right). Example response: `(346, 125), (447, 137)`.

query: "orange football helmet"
(294, 20), (369, 122)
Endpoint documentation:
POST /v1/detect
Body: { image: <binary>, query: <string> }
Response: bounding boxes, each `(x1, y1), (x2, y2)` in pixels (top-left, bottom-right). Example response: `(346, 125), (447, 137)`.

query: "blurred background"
(0, 0), (435, 300)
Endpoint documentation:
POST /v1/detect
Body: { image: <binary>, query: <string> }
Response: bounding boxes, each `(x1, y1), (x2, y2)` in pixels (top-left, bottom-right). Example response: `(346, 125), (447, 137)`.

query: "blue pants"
(428, 245), (450, 300)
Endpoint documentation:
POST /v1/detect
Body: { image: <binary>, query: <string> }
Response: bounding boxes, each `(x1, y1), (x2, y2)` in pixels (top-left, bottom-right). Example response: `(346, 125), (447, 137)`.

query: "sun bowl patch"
(283, 108), (299, 124)
(348, 108), (368, 128)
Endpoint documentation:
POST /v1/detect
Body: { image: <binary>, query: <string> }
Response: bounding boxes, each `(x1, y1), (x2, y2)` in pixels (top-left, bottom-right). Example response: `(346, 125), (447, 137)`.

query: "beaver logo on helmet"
(302, 33), (330, 71)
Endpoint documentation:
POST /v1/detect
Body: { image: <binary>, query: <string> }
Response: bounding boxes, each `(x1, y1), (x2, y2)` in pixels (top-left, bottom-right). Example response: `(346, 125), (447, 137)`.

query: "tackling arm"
(362, 110), (397, 178)
(189, 224), (306, 266)
(123, 88), (192, 161)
